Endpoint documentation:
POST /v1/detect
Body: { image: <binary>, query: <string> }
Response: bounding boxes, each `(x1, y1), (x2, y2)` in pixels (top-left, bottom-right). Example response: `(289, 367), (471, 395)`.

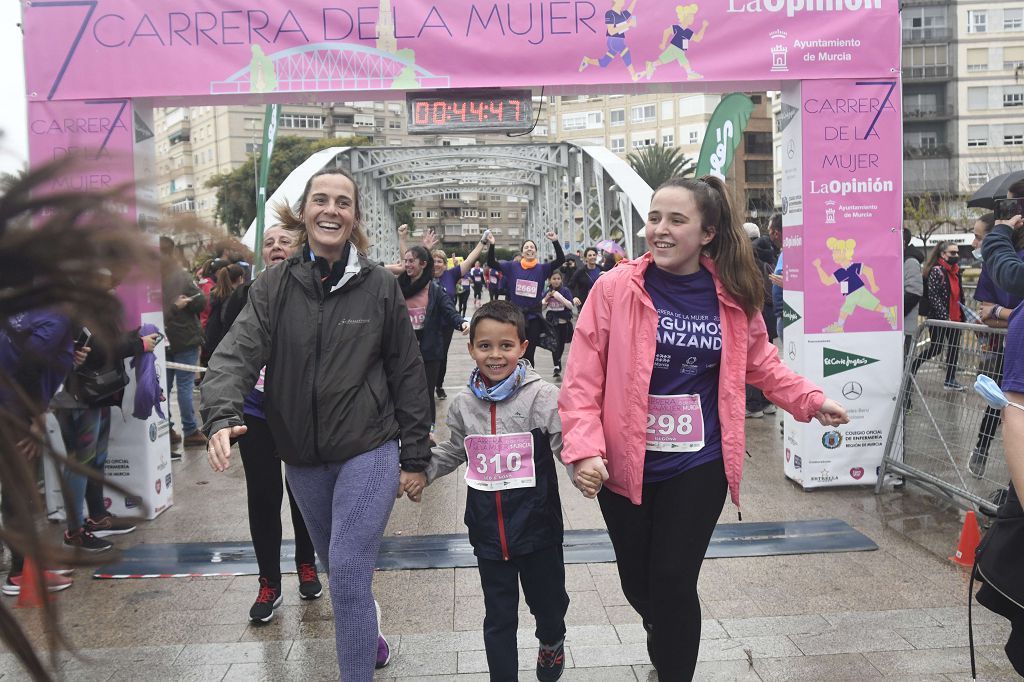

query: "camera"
(994, 197), (1024, 221)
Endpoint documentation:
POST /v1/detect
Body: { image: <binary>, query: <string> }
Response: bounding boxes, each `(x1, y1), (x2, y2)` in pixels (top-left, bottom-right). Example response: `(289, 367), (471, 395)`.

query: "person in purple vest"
(486, 231), (565, 368)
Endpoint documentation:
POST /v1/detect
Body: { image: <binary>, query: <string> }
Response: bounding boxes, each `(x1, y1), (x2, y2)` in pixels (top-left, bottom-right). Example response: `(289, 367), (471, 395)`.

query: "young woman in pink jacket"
(559, 176), (849, 680)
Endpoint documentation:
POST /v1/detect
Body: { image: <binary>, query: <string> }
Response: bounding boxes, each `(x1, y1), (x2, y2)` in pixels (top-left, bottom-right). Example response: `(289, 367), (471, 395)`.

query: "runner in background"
(487, 232), (565, 368)
(543, 270), (575, 379)
(457, 272), (472, 317)
(559, 175), (849, 681)
(471, 263), (485, 306)
(570, 247), (603, 308)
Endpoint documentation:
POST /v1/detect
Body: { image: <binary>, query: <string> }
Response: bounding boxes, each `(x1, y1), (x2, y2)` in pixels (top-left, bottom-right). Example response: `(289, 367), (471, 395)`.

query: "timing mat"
(94, 519), (876, 578)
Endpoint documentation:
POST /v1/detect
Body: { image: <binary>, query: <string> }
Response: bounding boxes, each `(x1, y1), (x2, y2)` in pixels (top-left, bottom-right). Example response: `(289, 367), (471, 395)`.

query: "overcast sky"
(0, 3), (27, 176)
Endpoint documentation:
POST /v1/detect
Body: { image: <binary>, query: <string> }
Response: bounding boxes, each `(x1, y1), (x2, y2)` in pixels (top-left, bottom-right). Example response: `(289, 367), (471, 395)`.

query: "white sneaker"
(745, 409), (765, 419)
(763, 405), (778, 415)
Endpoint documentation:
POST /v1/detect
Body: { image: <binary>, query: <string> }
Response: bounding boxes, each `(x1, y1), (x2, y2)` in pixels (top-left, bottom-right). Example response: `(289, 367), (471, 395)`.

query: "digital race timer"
(406, 89), (534, 135)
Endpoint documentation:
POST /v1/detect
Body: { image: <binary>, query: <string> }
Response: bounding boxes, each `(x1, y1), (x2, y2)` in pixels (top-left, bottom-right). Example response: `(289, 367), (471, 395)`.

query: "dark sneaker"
(643, 621), (654, 663)
(84, 513), (136, 537)
(297, 562), (322, 600)
(63, 528), (112, 553)
(2, 572), (73, 596)
(552, 366), (561, 379)
(171, 450), (183, 462)
(436, 388), (447, 400)
(169, 428), (182, 444)
(249, 577), (283, 623)
(183, 431), (208, 447)
(968, 448), (988, 479)
(943, 381), (966, 392)
(537, 638), (565, 681)
(375, 600), (391, 669)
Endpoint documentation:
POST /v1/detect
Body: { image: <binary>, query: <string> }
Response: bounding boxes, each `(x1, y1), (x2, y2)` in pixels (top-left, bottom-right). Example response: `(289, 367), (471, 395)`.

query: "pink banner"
(26, 98), (162, 323)
(25, 1), (900, 102)
(800, 78), (903, 335)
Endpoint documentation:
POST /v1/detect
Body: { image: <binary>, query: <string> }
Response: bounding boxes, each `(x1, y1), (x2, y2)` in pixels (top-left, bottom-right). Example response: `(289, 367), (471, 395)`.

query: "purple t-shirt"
(833, 262), (865, 295)
(670, 25), (694, 50)
(643, 265), (723, 482)
(499, 260), (556, 319)
(1004, 305), (1024, 394)
(975, 251), (1024, 309)
(436, 264), (462, 297)
(545, 286), (575, 321)
(586, 267), (602, 286)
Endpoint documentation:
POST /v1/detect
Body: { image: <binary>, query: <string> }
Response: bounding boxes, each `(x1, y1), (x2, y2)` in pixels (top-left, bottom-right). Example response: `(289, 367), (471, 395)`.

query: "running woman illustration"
(580, 0), (643, 82)
(645, 4), (709, 80)
(813, 237), (898, 333)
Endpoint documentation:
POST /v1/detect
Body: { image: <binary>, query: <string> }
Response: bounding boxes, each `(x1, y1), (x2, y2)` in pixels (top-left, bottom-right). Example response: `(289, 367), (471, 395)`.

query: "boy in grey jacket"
(403, 301), (572, 682)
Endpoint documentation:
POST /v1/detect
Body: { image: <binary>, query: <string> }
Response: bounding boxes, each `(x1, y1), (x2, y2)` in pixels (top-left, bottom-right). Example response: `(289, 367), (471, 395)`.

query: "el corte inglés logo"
(823, 347), (878, 377)
(782, 300), (801, 328)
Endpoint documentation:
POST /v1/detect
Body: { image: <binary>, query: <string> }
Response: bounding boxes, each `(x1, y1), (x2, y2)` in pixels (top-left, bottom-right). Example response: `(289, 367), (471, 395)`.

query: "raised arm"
(458, 232), (491, 275)
(546, 232), (565, 271)
(812, 258), (836, 286)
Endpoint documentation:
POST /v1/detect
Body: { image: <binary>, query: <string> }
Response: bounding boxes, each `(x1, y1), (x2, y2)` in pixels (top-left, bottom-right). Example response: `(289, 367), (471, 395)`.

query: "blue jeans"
(166, 347), (200, 436)
(56, 406), (110, 531)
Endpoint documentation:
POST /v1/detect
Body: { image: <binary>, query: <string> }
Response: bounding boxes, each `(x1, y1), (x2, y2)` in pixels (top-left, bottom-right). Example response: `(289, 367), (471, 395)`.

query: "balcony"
(902, 28), (952, 43)
(903, 65), (952, 81)
(904, 158), (955, 194)
(904, 144), (952, 159)
(168, 128), (191, 145)
(904, 104), (954, 121)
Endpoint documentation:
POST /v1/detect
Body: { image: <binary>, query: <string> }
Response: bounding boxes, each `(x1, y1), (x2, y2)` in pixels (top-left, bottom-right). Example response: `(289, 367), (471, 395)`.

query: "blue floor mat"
(94, 519), (876, 578)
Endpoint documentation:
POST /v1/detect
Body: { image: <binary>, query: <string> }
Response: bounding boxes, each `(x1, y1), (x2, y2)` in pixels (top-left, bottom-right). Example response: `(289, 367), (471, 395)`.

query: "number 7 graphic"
(30, 1), (98, 101)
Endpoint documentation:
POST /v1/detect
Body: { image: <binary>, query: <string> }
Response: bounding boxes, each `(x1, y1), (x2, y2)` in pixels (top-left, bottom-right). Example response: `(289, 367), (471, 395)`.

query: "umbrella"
(595, 239), (626, 257)
(967, 171), (1024, 209)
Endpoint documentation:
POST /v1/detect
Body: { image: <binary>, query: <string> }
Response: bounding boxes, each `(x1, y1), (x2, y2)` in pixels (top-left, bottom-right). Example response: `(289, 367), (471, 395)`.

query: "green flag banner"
(694, 93), (755, 180)
(253, 103), (279, 273)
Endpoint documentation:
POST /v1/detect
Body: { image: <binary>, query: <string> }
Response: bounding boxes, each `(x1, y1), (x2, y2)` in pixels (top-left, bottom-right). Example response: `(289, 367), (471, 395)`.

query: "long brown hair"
(273, 167), (369, 253)
(211, 263), (244, 301)
(923, 241), (950, 275)
(654, 176), (764, 318)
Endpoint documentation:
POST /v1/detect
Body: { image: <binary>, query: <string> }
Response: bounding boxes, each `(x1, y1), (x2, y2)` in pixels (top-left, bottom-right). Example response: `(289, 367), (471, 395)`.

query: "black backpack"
(918, 271), (931, 318)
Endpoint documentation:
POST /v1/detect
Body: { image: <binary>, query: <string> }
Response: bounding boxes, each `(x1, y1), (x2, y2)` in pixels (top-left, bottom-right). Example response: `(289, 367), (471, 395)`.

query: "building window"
(280, 114), (324, 129)
(388, 120), (402, 129)
(1003, 88), (1024, 107)
(631, 134), (656, 148)
(610, 109), (625, 126)
(662, 133), (675, 147)
(610, 136), (625, 153)
(1005, 45), (1024, 69)
(745, 131), (773, 155)
(631, 104), (656, 123)
(745, 160), (773, 184)
(967, 48), (989, 72)
(967, 125), (990, 147)
(968, 164), (990, 186)
(968, 10), (987, 33)
(244, 117), (261, 131)
(245, 142), (258, 153)
(562, 113), (587, 131)
(412, 211), (423, 219)
(968, 87), (989, 110)
(1005, 125), (1024, 146)
(661, 100), (673, 119)
(1004, 8), (1023, 30)
(689, 130), (699, 144)
(443, 191), (460, 200)
(490, 211), (502, 219)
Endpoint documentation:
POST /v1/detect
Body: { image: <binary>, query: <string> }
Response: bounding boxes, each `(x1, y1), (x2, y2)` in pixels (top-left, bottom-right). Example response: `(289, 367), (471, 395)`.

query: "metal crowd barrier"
(877, 320), (1011, 515)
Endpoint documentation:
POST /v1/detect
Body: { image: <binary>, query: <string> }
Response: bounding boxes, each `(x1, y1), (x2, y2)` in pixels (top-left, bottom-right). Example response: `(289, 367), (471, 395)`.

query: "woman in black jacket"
(399, 245), (467, 429)
(569, 247), (603, 308)
(202, 169), (432, 679)
(909, 241), (966, 392)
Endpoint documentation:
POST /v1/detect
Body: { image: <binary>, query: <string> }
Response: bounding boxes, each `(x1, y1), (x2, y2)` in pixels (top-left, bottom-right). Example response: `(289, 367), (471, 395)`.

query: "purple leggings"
(285, 441), (399, 681)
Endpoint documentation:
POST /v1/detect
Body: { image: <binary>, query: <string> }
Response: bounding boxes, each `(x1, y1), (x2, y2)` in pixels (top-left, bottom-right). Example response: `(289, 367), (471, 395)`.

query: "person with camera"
(53, 315), (159, 551)
(976, 178), (1024, 677)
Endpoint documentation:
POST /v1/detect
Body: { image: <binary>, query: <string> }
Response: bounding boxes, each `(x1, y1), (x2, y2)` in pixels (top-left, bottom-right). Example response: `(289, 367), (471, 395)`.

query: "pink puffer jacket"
(558, 253), (825, 509)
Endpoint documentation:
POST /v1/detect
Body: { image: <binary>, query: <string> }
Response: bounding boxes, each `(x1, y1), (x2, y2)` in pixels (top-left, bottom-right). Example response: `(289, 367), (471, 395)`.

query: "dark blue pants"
(477, 544), (569, 681)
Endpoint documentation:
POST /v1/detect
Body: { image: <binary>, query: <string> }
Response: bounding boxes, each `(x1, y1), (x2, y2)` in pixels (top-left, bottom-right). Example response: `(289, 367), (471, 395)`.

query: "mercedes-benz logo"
(842, 381), (863, 400)
(788, 342), (797, 360)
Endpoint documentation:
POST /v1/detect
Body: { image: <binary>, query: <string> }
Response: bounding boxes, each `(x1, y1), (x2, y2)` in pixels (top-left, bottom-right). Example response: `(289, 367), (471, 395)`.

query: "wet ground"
(3, 301), (1019, 681)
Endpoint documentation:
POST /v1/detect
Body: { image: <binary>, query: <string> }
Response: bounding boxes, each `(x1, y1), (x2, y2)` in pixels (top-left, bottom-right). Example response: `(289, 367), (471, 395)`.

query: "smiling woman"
(201, 167), (430, 680)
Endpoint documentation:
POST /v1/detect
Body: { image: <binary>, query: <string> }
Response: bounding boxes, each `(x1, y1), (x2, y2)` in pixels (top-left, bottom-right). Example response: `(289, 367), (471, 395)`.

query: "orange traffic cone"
(950, 510), (981, 567)
(15, 558), (46, 608)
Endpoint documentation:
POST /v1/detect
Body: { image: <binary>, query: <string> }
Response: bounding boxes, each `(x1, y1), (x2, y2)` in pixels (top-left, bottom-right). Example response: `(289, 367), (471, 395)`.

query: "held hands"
(398, 470), (427, 502)
(174, 294), (191, 310)
(459, 322), (470, 335)
(573, 456), (609, 499)
(208, 425), (247, 471)
(814, 398), (849, 427)
(73, 346), (91, 368)
(768, 273), (783, 287)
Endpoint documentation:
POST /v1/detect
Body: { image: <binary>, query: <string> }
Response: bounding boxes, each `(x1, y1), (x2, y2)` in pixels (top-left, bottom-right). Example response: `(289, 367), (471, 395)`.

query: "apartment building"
(548, 92), (776, 223)
(957, 1), (1024, 190)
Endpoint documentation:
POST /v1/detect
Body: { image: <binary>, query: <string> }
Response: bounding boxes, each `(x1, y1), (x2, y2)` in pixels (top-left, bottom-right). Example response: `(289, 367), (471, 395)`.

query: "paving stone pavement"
(4, 300), (1020, 680)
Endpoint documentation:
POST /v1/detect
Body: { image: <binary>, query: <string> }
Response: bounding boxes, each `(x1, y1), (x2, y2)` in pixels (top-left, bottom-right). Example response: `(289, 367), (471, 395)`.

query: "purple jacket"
(132, 322), (166, 420)
(0, 309), (74, 419)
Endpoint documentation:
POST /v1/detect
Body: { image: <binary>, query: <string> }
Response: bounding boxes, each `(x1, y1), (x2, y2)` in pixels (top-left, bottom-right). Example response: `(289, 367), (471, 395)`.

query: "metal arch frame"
(242, 142), (652, 264)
